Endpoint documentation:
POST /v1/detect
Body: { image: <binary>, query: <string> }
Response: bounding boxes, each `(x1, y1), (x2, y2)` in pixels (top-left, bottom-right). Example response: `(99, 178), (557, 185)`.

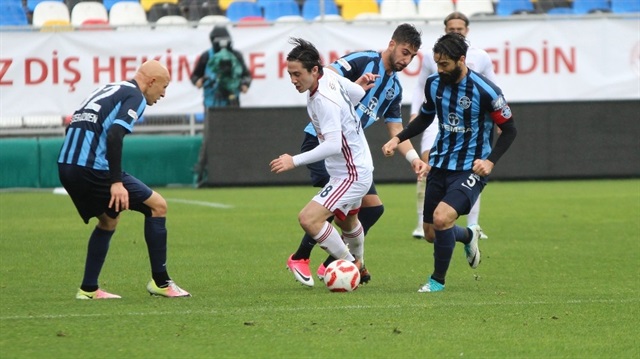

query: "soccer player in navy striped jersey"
(286, 24), (427, 287)
(383, 33), (517, 292)
(58, 60), (191, 299)
(410, 12), (496, 240)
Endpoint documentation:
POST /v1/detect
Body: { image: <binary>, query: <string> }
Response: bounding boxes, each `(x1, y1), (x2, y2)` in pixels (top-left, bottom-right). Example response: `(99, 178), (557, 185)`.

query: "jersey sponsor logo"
(128, 109), (138, 121)
(458, 96), (471, 109)
(385, 87), (395, 100)
(447, 113), (460, 126)
(441, 123), (472, 133)
(443, 113), (472, 133)
(337, 58), (352, 71)
(358, 97), (380, 122)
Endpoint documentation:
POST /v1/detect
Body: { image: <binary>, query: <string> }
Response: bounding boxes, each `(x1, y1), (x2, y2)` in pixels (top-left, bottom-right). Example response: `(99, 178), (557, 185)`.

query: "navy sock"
(454, 225), (472, 244)
(358, 205), (384, 235)
(292, 216), (334, 260)
(321, 206), (384, 267)
(144, 217), (170, 285)
(80, 226), (114, 291)
(432, 228), (456, 283)
(292, 233), (316, 260)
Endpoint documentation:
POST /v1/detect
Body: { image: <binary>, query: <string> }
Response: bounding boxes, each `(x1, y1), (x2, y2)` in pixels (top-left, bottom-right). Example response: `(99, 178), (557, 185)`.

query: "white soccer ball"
(324, 259), (360, 292)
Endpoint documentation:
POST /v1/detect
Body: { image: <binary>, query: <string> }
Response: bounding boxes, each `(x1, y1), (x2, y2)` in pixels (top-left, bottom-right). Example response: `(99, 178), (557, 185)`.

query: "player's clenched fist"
(270, 154), (295, 174)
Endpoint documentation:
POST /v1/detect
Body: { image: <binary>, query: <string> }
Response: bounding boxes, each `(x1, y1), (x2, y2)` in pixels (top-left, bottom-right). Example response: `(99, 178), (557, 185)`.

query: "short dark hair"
(443, 11), (470, 27)
(392, 23), (422, 51)
(433, 32), (469, 62)
(287, 37), (323, 75)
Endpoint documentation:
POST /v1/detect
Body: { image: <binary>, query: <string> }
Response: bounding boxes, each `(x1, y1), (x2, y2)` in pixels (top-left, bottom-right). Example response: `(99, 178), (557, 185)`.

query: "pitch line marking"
(166, 198), (234, 209)
(1, 298), (637, 321)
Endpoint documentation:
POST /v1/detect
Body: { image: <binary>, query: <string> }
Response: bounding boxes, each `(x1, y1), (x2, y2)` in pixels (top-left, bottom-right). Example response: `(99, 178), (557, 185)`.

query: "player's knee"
(97, 214), (119, 231)
(147, 192), (168, 217)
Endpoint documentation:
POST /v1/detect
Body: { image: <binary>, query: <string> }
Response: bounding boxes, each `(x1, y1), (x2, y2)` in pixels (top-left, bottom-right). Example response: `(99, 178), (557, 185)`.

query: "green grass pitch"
(0, 179), (638, 358)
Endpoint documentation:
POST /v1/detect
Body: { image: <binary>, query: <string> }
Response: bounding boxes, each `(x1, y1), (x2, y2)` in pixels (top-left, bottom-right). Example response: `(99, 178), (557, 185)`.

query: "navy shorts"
(58, 164), (153, 224)
(300, 132), (378, 196)
(423, 167), (487, 223)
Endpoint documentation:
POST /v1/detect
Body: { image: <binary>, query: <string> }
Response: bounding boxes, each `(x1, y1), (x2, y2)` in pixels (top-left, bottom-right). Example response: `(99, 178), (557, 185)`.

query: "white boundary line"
(1, 298), (637, 321)
(166, 198), (234, 209)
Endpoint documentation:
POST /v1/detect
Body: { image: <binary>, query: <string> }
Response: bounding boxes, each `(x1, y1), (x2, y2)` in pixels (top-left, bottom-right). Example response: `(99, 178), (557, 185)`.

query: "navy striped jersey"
(58, 80), (146, 170)
(304, 51), (403, 136)
(421, 69), (512, 171)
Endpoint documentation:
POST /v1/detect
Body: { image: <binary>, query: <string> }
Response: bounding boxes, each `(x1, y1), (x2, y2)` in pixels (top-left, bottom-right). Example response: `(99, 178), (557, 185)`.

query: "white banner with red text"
(0, 17), (638, 116)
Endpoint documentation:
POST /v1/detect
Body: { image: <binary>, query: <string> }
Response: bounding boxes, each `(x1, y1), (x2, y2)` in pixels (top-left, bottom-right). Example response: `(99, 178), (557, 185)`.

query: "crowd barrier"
(0, 135), (201, 188)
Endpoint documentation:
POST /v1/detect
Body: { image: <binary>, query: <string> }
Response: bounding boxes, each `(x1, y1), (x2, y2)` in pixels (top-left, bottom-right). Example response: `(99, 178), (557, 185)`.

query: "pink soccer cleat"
(146, 280), (191, 298)
(286, 254), (314, 287)
(76, 288), (122, 300)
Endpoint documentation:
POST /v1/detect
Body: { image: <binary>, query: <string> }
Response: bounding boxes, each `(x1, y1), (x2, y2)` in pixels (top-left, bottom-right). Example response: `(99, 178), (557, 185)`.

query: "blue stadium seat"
(572, 0), (611, 13)
(0, 2), (29, 26)
(611, 0), (640, 12)
(547, 6), (573, 14)
(262, 0), (300, 21)
(495, 0), (535, 15)
(225, 1), (262, 22)
(301, 0), (339, 20)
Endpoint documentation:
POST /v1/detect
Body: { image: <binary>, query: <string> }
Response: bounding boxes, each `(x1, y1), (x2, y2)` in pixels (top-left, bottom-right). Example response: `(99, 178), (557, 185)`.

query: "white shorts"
(420, 121), (439, 155)
(312, 175), (372, 221)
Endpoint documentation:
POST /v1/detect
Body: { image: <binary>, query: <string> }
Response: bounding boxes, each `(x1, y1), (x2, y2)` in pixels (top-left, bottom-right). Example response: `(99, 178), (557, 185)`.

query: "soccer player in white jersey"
(410, 12), (496, 240)
(270, 38), (378, 282)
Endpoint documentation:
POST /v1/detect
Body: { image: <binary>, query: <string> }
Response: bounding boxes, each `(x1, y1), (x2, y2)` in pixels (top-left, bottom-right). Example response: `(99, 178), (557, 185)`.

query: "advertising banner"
(1, 17), (638, 116)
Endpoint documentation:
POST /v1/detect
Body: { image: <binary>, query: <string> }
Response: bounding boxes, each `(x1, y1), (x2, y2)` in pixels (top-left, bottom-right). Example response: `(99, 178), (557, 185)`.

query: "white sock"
(467, 195), (481, 226)
(416, 176), (426, 227)
(313, 222), (354, 261)
(342, 221), (364, 263)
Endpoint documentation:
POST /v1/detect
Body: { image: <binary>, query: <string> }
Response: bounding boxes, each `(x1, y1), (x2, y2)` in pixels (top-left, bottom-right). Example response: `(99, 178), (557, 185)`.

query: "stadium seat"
(611, 0), (640, 13)
(274, 14), (304, 22)
(455, 0), (494, 17)
(225, 1), (262, 22)
(495, 0), (535, 15)
(301, 0), (339, 20)
(23, 115), (63, 127)
(0, 116), (23, 128)
(546, 6), (573, 13)
(147, 2), (182, 22)
(0, 2), (29, 26)
(572, 0), (611, 13)
(313, 13), (343, 21)
(197, 14), (231, 28)
(218, 0), (235, 10)
(417, 0), (454, 20)
(102, 0), (139, 11)
(379, 0), (418, 19)
(79, 18), (111, 29)
(40, 19), (74, 30)
(182, 0), (224, 21)
(154, 14), (189, 28)
(340, 0), (379, 20)
(353, 12), (383, 22)
(27, 0), (64, 12)
(71, 1), (108, 26)
(32, 1), (70, 27)
(109, 1), (148, 26)
(140, 0), (178, 11)
(262, 0), (300, 21)
(234, 14), (268, 27)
